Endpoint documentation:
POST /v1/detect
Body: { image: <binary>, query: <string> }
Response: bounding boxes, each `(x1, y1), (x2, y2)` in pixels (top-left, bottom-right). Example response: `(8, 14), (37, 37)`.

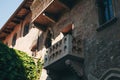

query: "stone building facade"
(0, 0), (120, 80)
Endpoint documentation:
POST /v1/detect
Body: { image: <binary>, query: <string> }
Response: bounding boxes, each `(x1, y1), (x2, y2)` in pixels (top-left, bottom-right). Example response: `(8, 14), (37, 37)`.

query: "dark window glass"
(98, 0), (114, 25)
(12, 33), (17, 47)
(44, 30), (52, 48)
(37, 36), (40, 50)
(23, 24), (29, 36)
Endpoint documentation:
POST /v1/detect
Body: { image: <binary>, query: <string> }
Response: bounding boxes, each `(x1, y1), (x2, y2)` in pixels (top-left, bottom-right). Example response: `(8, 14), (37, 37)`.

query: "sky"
(0, 0), (23, 29)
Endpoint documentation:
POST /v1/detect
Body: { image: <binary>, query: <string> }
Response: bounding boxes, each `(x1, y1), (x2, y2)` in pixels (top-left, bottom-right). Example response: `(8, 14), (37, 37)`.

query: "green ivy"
(0, 42), (43, 80)
(36, 59), (43, 80)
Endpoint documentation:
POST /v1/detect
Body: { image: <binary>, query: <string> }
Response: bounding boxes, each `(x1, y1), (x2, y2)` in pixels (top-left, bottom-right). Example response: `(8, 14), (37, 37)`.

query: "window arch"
(12, 33), (17, 47)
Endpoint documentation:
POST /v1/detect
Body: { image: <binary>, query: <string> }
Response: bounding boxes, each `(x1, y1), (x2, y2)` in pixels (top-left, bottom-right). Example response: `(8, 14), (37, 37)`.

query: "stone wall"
(83, 0), (120, 80)
(48, 0), (120, 80)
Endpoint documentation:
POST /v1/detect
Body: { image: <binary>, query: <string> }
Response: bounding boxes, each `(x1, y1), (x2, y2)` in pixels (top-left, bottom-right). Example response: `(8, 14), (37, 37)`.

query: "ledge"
(96, 17), (118, 32)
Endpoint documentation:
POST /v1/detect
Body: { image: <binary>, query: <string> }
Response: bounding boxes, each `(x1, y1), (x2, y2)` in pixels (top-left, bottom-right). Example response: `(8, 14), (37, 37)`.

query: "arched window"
(12, 33), (17, 47)
(23, 23), (29, 36)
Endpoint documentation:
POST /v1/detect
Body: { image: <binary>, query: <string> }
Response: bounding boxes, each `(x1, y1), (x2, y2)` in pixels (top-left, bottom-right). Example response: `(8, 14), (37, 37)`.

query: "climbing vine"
(0, 42), (43, 80)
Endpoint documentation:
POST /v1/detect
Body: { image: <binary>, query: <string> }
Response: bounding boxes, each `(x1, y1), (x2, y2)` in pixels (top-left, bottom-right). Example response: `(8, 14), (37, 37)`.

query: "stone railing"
(30, 0), (54, 21)
(44, 35), (84, 67)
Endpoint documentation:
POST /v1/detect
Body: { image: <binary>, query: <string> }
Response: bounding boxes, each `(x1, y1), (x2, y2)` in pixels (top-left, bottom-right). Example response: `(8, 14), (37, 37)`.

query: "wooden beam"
(57, 0), (70, 11)
(23, 6), (30, 11)
(15, 16), (24, 20)
(4, 27), (14, 33)
(6, 27), (14, 31)
(11, 20), (21, 24)
(58, 0), (78, 9)
(0, 36), (6, 41)
(43, 13), (56, 23)
(34, 22), (47, 31)
(3, 30), (11, 34)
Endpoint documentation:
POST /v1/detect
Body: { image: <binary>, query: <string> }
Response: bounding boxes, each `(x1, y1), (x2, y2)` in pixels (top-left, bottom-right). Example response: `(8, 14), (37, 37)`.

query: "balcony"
(44, 35), (84, 70)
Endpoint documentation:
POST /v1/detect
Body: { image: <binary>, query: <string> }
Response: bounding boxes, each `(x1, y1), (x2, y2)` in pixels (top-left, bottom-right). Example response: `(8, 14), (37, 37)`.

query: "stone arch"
(100, 68), (120, 80)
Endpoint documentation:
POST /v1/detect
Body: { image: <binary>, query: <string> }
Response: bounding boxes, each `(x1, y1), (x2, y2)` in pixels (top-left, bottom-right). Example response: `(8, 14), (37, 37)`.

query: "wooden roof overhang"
(32, 0), (70, 31)
(32, 0), (79, 31)
(0, 0), (34, 41)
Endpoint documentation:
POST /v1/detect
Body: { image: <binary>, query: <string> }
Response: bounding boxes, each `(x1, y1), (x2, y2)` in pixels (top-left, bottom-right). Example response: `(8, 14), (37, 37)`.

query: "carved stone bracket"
(65, 59), (84, 78)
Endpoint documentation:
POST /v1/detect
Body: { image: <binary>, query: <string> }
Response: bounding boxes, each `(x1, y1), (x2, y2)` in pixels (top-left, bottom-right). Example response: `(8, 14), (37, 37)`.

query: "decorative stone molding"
(100, 68), (120, 80)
